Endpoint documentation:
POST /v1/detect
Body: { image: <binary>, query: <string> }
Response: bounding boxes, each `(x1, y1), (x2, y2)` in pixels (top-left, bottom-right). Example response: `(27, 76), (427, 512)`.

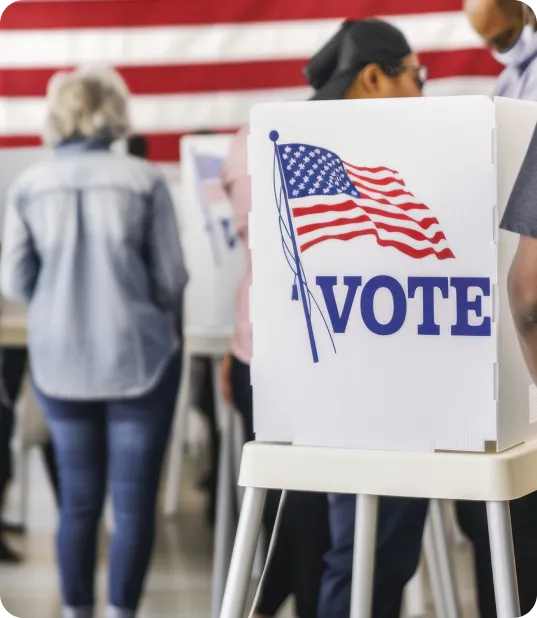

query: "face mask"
(492, 23), (536, 67)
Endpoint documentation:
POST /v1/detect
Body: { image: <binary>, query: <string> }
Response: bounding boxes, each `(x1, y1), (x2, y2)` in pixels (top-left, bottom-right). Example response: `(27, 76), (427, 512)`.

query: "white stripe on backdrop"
(0, 12), (483, 69)
(0, 78), (497, 137)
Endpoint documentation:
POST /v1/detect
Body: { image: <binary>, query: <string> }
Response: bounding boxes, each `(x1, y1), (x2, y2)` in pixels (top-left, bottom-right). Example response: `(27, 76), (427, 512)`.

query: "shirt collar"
(55, 139), (112, 156)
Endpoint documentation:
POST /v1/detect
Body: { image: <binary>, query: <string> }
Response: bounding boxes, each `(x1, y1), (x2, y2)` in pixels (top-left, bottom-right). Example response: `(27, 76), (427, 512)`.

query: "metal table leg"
(486, 501), (521, 618)
(429, 499), (460, 618)
(220, 487), (267, 618)
(211, 358), (236, 618)
(350, 494), (379, 618)
(424, 517), (448, 618)
(404, 561), (428, 618)
(164, 345), (192, 516)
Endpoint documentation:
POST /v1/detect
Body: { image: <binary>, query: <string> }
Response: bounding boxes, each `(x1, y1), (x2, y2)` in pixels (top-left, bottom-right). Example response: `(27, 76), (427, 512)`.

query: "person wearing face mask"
(466, 0), (537, 99)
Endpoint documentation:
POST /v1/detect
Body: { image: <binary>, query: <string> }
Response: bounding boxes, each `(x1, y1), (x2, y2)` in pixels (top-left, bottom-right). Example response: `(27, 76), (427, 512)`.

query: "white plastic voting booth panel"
(179, 135), (246, 334)
(0, 146), (51, 318)
(249, 96), (536, 454)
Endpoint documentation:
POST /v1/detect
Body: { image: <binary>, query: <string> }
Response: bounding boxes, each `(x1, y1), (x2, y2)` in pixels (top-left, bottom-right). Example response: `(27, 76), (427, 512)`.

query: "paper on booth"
(249, 96), (529, 454)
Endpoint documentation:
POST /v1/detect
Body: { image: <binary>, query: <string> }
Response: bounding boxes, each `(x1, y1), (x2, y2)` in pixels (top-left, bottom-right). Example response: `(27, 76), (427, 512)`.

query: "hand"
(221, 352), (233, 404)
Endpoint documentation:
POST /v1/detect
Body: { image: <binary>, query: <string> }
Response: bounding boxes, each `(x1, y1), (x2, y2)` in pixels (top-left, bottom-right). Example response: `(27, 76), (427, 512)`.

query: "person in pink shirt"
(221, 126), (330, 618)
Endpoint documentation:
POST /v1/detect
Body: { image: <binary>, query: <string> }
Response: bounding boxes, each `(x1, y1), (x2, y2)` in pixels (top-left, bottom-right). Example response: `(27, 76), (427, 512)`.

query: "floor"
(0, 449), (479, 618)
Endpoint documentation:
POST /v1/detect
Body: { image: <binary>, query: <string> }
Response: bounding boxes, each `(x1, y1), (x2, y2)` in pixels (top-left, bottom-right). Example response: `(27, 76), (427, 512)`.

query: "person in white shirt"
(466, 0), (537, 99)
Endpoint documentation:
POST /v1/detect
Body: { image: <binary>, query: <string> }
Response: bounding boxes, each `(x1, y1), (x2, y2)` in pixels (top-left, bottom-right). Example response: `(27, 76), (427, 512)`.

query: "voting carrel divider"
(164, 133), (245, 521)
(219, 96), (537, 618)
(249, 95), (536, 454)
(177, 134), (246, 335)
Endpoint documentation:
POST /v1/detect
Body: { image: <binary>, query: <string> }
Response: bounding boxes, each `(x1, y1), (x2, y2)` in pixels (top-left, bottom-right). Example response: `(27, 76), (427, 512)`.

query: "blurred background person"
(221, 126), (330, 618)
(466, 0), (537, 99)
(0, 67), (188, 618)
(0, 346), (60, 562)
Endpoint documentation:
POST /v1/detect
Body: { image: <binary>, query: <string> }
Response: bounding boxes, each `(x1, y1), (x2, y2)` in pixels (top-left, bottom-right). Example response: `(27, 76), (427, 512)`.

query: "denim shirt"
(0, 141), (188, 400)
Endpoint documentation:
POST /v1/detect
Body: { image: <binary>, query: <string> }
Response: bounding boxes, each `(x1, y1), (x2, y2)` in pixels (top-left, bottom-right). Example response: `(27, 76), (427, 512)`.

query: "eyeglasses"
(382, 64), (429, 91)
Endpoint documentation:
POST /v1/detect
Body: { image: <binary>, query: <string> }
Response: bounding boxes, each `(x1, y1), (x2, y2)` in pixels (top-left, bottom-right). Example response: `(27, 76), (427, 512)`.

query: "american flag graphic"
(277, 142), (455, 260)
(0, 0), (501, 164)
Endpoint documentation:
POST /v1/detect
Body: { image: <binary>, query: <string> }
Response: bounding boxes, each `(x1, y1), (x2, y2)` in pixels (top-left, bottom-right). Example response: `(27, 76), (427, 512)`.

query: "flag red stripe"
(0, 60), (307, 97)
(343, 164), (400, 176)
(0, 50), (499, 98)
(292, 200), (428, 219)
(0, 135), (42, 148)
(1, 0), (467, 30)
(300, 229), (455, 259)
(295, 203), (443, 233)
(296, 215), (447, 244)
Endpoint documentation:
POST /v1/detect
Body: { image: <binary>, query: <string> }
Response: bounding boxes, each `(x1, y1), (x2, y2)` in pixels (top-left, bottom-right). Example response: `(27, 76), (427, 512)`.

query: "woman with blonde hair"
(0, 68), (188, 618)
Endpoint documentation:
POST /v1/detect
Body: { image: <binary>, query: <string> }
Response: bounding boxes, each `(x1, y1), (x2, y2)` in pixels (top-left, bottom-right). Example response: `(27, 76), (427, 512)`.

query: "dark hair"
(305, 19), (413, 100)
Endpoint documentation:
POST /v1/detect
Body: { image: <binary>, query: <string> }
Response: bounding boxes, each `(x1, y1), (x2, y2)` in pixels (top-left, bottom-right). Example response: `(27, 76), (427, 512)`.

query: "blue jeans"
(318, 495), (428, 618)
(318, 494), (537, 618)
(34, 353), (180, 618)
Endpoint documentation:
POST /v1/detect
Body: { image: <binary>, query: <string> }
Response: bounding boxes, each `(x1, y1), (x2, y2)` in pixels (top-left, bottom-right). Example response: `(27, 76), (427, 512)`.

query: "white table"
(221, 440), (537, 618)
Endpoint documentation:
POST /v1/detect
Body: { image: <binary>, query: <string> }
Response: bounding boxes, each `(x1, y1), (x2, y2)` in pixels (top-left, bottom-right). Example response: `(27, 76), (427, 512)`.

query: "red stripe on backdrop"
(1, 0), (467, 30)
(0, 60), (309, 97)
(420, 49), (502, 79)
(0, 50), (501, 97)
(0, 135), (42, 148)
(0, 131), (238, 163)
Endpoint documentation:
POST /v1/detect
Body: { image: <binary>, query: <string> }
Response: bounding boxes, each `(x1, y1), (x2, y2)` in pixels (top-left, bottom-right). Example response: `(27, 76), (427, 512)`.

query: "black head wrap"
(305, 19), (412, 101)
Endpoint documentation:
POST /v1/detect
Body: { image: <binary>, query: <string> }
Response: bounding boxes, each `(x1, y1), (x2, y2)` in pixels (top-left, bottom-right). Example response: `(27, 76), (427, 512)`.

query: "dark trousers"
(0, 347), (59, 509)
(230, 356), (330, 618)
(318, 494), (537, 618)
(195, 356), (219, 524)
(34, 353), (180, 612)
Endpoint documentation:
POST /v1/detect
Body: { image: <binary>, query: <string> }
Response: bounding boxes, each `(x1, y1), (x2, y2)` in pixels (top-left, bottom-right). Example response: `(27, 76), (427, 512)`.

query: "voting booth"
(179, 135), (246, 334)
(249, 96), (537, 454)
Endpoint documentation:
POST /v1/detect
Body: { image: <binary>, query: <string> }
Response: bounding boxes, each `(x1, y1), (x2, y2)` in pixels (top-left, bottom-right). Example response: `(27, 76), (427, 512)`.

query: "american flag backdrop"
(0, 0), (501, 163)
(276, 142), (455, 260)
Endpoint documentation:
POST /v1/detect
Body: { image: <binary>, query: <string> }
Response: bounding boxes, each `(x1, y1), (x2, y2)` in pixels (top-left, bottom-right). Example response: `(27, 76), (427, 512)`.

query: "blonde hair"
(43, 67), (131, 146)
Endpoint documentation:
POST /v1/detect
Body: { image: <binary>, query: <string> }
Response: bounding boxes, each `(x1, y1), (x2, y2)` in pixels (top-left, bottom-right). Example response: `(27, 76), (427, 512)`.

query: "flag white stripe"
(299, 220), (449, 251)
(0, 12), (483, 69)
(0, 77), (495, 136)
(0, 87), (310, 135)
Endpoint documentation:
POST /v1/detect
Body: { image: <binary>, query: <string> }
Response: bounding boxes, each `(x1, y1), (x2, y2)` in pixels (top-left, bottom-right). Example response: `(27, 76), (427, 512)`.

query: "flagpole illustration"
(270, 131), (319, 364)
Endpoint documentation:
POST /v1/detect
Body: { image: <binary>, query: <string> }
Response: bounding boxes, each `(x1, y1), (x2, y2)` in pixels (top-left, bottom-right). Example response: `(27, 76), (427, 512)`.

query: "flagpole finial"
(269, 130), (279, 142)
